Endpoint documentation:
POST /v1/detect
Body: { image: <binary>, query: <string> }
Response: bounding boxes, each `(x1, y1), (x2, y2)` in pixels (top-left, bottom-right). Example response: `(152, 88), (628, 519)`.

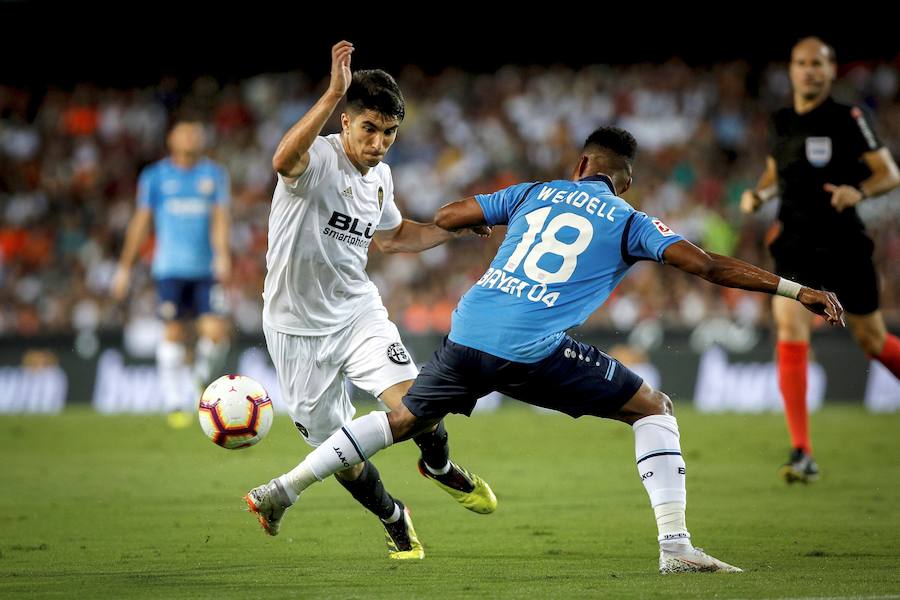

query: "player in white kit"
(245, 41), (496, 560)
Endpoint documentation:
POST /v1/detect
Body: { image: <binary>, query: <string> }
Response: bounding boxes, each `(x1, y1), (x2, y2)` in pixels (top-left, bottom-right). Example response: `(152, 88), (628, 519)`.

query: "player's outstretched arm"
(272, 41), (353, 179)
(740, 156), (779, 214)
(662, 239), (844, 325)
(111, 206), (152, 301)
(434, 197), (489, 231)
(373, 219), (490, 254)
(373, 197), (492, 254)
(373, 219), (456, 254)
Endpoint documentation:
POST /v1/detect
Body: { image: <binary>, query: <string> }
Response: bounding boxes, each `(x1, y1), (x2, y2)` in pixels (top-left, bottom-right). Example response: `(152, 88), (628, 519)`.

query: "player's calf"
(413, 420), (450, 472)
(620, 382), (741, 573)
(268, 411), (396, 503)
(334, 461), (398, 522)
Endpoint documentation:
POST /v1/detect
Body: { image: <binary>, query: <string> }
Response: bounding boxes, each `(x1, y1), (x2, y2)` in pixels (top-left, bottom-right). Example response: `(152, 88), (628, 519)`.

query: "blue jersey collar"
(578, 174), (616, 194)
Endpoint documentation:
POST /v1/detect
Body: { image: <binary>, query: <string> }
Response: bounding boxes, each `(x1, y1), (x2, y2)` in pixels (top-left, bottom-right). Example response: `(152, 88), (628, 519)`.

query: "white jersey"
(263, 134), (402, 335)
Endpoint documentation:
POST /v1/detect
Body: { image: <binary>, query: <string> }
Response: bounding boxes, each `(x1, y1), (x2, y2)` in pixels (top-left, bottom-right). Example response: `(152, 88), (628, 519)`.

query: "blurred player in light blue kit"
(112, 119), (232, 428)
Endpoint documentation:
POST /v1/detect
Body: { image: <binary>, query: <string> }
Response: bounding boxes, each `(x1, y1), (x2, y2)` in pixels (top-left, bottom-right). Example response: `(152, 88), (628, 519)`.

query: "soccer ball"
(198, 375), (274, 449)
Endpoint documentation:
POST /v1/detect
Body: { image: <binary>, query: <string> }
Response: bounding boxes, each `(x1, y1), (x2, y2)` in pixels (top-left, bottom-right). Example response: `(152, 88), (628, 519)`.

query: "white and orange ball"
(198, 375), (274, 449)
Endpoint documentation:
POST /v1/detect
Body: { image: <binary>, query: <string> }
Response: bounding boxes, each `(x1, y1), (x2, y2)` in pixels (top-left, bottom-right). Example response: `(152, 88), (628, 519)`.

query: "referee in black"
(742, 36), (900, 483)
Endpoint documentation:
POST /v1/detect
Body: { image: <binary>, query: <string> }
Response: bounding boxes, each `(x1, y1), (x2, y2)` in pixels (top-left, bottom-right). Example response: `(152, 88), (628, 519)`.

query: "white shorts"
(263, 306), (418, 447)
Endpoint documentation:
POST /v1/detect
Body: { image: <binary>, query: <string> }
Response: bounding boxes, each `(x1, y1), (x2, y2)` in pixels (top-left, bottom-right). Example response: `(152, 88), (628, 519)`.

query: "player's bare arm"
(740, 156), (779, 214)
(433, 197), (493, 236)
(211, 204), (231, 283)
(662, 239), (843, 325)
(373, 197), (493, 253)
(826, 147), (900, 212)
(111, 206), (152, 301)
(372, 220), (456, 254)
(271, 41), (353, 180)
(434, 197), (484, 229)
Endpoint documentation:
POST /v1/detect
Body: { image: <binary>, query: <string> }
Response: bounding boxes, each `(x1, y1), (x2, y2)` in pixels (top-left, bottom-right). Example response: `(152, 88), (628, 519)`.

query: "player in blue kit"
(246, 127), (843, 573)
(112, 119), (232, 428)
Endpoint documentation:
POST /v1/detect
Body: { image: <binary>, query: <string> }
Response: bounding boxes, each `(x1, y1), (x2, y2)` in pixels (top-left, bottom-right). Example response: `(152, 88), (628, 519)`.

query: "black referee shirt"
(769, 97), (882, 238)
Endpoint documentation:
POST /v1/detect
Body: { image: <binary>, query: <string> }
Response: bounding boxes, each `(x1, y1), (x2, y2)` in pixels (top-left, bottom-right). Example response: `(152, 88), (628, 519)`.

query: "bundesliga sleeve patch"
(851, 106), (879, 151)
(387, 342), (411, 365)
(652, 219), (677, 237)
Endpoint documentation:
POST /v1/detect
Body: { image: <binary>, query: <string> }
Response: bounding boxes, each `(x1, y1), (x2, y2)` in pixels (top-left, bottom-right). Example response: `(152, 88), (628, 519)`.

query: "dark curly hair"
(583, 126), (637, 164)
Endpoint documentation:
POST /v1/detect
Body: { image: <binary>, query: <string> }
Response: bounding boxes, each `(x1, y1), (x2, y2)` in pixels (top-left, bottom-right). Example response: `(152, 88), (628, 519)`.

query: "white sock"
(655, 502), (691, 549)
(157, 340), (190, 412)
(381, 502), (402, 524)
(633, 415), (691, 548)
(425, 461), (451, 476)
(281, 412), (393, 497)
(194, 336), (230, 391)
(276, 474), (300, 504)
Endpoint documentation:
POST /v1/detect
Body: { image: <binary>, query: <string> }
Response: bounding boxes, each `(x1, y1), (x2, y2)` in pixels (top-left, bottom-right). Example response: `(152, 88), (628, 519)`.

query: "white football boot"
(244, 479), (293, 536)
(659, 546), (743, 574)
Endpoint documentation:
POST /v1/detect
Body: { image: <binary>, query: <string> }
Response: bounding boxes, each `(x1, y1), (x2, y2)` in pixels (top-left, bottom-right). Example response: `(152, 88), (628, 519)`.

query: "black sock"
(334, 461), (396, 521)
(413, 420), (450, 470)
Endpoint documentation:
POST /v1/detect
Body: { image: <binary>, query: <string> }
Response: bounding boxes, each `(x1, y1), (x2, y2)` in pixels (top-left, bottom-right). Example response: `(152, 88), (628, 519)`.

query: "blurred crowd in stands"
(1, 58), (899, 339)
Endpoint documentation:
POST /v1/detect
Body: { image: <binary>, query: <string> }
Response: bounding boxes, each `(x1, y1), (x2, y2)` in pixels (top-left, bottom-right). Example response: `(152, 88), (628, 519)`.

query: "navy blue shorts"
(402, 336), (644, 420)
(156, 278), (225, 320)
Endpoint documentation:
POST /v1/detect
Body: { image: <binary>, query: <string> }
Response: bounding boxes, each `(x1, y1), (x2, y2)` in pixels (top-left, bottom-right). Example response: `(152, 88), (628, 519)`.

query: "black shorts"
(402, 336), (644, 420)
(769, 231), (879, 315)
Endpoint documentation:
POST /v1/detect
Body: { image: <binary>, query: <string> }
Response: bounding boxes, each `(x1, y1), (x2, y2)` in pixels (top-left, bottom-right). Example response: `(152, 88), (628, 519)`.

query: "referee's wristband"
(776, 278), (803, 300)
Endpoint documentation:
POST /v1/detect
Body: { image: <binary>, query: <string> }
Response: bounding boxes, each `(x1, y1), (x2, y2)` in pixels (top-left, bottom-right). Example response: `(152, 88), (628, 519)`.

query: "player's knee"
(774, 303), (811, 341)
(854, 328), (886, 356)
(615, 384), (673, 424)
(776, 322), (810, 342)
(658, 391), (674, 416)
(163, 321), (186, 341)
(386, 405), (420, 442)
(378, 380), (414, 413)
(203, 327), (227, 344)
(199, 316), (230, 343)
(649, 390), (674, 416)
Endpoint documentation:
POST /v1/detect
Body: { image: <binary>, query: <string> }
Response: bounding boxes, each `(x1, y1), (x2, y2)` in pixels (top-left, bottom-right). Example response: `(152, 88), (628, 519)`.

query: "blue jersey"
(449, 175), (683, 362)
(137, 158), (230, 279)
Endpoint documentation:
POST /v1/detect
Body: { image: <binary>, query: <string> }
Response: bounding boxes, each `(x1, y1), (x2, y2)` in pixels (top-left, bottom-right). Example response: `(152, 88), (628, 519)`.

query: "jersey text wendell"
(534, 185), (619, 222)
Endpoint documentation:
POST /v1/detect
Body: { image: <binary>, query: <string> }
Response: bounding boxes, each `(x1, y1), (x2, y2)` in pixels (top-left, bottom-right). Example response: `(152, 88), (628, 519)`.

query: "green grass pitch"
(2, 404), (899, 599)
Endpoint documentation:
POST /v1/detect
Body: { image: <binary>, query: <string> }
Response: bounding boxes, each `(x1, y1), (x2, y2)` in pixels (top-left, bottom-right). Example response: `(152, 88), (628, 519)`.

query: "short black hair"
(583, 126), (637, 165)
(168, 113), (204, 131)
(346, 69), (405, 122)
